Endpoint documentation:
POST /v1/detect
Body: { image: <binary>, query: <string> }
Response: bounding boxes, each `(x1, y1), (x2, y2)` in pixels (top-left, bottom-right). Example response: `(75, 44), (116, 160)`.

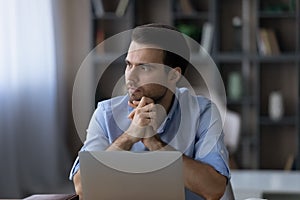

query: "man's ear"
(168, 67), (182, 82)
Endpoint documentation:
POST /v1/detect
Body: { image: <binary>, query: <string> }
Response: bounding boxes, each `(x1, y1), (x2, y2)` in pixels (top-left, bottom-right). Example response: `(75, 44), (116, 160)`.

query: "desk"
(0, 194), (78, 200)
(231, 170), (300, 199)
(2, 171), (300, 200)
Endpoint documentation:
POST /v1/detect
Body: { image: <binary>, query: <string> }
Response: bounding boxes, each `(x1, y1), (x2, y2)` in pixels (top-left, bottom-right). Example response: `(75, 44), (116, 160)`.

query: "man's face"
(125, 41), (170, 103)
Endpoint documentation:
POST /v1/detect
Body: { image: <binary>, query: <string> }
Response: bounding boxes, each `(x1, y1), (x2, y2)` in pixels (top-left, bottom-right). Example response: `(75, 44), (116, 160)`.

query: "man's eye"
(140, 65), (151, 71)
(126, 64), (132, 70)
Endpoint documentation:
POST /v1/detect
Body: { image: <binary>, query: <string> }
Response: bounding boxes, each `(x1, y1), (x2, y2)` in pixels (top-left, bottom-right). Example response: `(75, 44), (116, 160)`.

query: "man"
(69, 23), (230, 200)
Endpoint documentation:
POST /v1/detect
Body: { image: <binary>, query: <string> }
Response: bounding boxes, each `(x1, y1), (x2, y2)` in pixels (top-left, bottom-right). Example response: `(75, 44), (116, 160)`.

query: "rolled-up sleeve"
(69, 156), (80, 180)
(194, 101), (230, 179)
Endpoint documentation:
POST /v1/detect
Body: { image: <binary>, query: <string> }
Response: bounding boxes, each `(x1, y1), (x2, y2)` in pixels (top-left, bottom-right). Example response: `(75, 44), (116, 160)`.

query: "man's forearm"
(73, 170), (83, 199)
(182, 155), (227, 200)
(142, 135), (175, 151)
(142, 134), (226, 199)
(106, 132), (139, 151)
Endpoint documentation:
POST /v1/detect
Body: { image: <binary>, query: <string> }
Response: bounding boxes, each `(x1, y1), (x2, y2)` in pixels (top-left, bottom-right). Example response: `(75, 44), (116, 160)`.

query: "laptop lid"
(79, 151), (185, 200)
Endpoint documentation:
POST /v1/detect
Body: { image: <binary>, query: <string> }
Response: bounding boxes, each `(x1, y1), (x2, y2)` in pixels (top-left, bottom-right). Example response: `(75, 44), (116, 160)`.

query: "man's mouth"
(127, 86), (143, 102)
(128, 87), (139, 95)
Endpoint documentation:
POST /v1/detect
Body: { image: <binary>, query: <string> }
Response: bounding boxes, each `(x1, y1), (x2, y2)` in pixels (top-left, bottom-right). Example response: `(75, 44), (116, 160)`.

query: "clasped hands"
(126, 96), (167, 150)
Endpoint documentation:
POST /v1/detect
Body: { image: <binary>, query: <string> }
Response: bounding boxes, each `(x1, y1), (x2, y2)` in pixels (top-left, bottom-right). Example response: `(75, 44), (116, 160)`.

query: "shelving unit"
(172, 0), (212, 42)
(91, 0), (135, 49)
(213, 0), (259, 169)
(91, 0), (135, 103)
(255, 0), (300, 170)
(89, 0), (300, 170)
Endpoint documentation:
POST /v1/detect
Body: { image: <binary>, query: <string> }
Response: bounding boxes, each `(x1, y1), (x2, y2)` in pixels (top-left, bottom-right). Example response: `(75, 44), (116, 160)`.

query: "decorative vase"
(268, 91), (284, 121)
(228, 71), (242, 101)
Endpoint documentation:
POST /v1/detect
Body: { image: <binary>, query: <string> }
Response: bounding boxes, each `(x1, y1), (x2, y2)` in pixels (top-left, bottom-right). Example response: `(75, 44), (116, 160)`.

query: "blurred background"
(0, 0), (299, 199)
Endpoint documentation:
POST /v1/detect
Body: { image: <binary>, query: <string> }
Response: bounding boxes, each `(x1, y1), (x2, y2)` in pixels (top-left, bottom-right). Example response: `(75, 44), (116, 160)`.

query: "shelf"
(227, 97), (256, 106)
(93, 12), (124, 20)
(173, 12), (209, 20)
(215, 53), (245, 62)
(259, 116), (297, 126)
(255, 54), (299, 62)
(259, 11), (297, 18)
(215, 53), (299, 64)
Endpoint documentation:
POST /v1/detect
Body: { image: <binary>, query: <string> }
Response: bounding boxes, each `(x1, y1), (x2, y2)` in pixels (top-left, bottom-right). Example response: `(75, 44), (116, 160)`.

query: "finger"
(128, 101), (137, 108)
(140, 103), (155, 112)
(137, 97), (147, 108)
(138, 117), (152, 126)
(130, 115), (151, 127)
(128, 110), (135, 120)
(147, 111), (158, 130)
(128, 98), (146, 109)
(128, 98), (150, 119)
(132, 100), (140, 106)
(137, 97), (154, 108)
(133, 112), (151, 121)
(128, 104), (150, 120)
(139, 112), (158, 129)
(128, 106), (153, 120)
(128, 102), (156, 120)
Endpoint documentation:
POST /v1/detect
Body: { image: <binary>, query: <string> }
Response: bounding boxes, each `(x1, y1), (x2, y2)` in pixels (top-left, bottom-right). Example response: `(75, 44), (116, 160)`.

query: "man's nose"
(126, 66), (139, 81)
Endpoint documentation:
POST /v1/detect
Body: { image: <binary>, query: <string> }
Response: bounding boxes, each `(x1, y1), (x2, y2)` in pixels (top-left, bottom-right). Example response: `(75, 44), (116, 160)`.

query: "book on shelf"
(257, 28), (280, 56)
(267, 29), (280, 55)
(257, 28), (268, 55)
(179, 0), (195, 15)
(115, 0), (129, 17)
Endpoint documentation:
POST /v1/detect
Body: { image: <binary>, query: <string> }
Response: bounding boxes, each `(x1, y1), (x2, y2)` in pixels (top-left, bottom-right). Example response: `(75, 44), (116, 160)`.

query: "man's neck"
(157, 89), (176, 115)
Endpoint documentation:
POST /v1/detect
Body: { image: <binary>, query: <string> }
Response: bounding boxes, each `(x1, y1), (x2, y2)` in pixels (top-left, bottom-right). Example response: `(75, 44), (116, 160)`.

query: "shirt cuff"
(69, 156), (80, 180)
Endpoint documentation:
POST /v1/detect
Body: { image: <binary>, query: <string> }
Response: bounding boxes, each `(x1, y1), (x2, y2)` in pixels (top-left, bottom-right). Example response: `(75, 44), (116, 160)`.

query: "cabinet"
(90, 0), (300, 170)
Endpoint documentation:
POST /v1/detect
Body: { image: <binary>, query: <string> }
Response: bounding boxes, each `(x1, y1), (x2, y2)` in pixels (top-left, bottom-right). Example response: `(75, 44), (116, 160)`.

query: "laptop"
(79, 151), (185, 200)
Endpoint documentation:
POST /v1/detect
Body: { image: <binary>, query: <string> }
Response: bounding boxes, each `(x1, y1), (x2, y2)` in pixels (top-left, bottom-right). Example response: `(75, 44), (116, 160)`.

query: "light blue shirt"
(70, 87), (230, 200)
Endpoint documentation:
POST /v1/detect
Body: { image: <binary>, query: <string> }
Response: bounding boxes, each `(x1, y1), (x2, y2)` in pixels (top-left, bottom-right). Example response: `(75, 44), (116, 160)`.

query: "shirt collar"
(157, 88), (179, 134)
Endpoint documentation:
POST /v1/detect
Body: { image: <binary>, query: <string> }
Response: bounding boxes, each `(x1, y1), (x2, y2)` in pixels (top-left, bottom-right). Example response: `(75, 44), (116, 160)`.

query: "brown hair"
(131, 23), (190, 74)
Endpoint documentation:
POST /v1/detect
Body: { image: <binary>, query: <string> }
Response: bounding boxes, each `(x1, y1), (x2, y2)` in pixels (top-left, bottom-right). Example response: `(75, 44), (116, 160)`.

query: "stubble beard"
(129, 87), (168, 104)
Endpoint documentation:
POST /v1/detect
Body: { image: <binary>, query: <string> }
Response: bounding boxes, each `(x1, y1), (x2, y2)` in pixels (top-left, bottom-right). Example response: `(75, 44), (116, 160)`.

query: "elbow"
(203, 182), (227, 200)
(197, 178), (227, 200)
(206, 190), (226, 200)
(200, 189), (225, 200)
